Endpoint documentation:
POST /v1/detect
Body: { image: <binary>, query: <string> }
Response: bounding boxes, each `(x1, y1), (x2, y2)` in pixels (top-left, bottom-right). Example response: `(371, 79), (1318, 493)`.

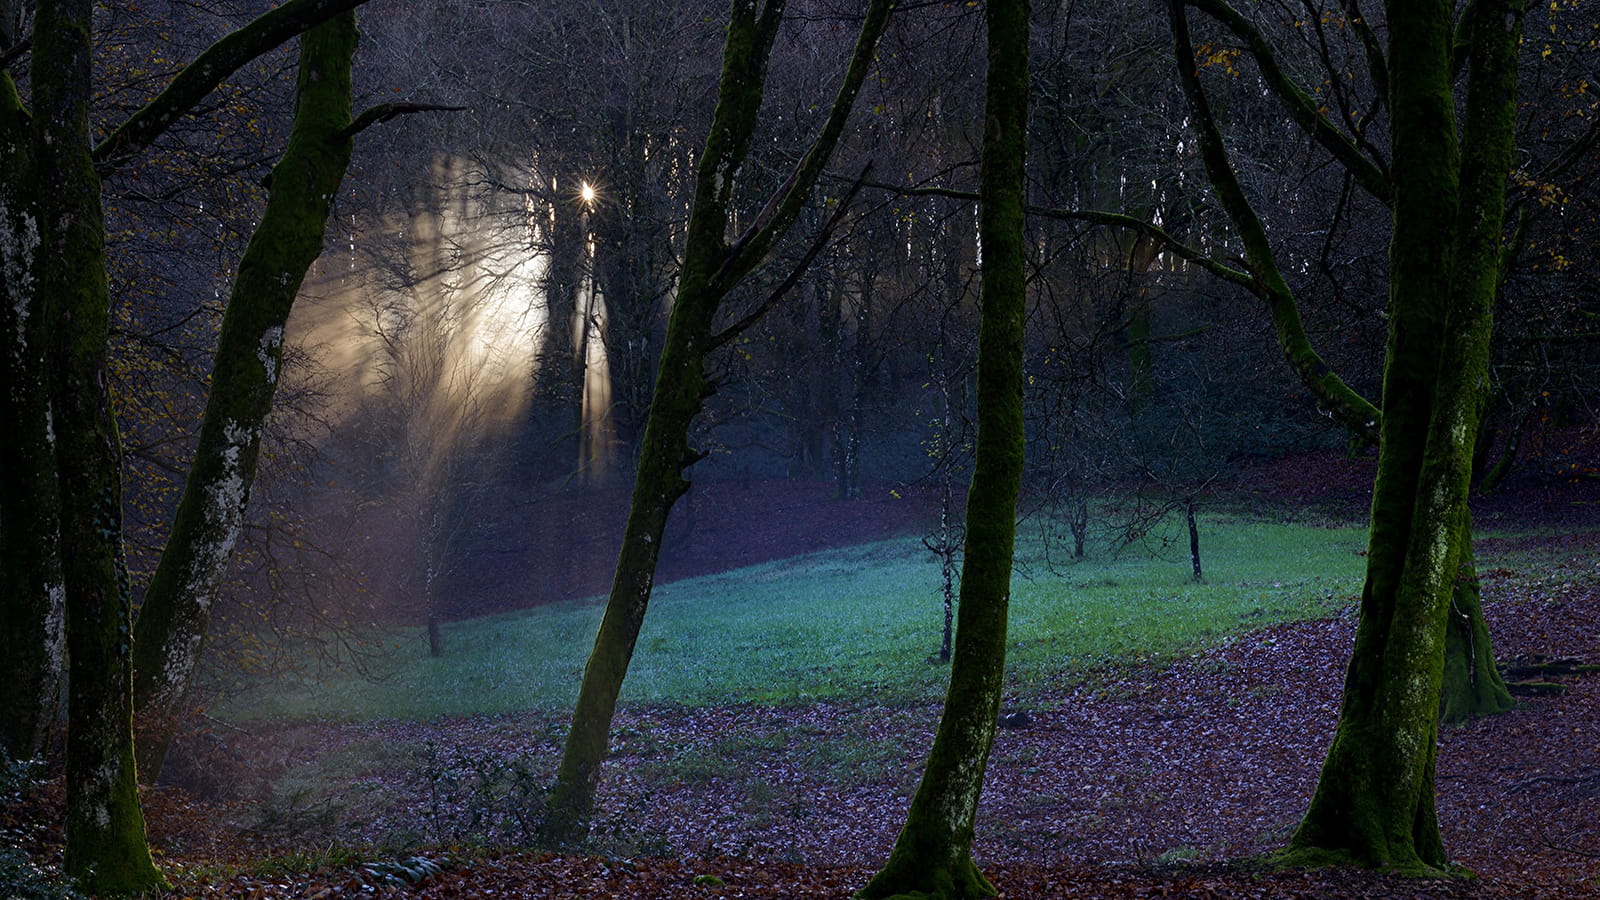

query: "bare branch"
(1187, 0), (1392, 206)
(0, 36), (27, 70)
(335, 102), (468, 142)
(93, 0), (377, 175)
(709, 163), (872, 350)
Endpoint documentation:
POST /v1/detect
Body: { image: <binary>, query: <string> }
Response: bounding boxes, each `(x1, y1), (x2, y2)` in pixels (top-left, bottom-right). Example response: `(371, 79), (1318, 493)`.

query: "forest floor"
(131, 569), (1597, 899)
(10, 455), (1600, 898)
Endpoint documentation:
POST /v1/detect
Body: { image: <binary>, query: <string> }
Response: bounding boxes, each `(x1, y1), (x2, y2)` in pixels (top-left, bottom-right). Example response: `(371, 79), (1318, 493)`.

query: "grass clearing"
(223, 511), (1369, 723)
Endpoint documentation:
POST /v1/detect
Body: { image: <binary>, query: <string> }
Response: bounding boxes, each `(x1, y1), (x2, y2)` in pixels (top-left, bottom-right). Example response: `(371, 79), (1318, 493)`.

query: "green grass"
(222, 512), (1368, 723)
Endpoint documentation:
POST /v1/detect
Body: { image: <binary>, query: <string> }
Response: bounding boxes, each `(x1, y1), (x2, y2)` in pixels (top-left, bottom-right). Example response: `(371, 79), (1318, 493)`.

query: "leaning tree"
(542, 0), (895, 845)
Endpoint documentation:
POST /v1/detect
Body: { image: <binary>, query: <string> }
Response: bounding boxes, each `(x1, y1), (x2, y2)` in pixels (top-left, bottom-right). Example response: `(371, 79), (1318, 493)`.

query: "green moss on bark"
(1440, 532), (1515, 722)
(1284, 0), (1522, 870)
(132, 12), (359, 782)
(544, 0), (892, 846)
(856, 2), (1027, 897)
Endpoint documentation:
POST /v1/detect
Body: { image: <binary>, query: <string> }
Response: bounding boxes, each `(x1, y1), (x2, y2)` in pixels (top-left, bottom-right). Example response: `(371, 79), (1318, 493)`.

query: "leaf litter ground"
(104, 557), (1600, 898)
(12, 460), (1600, 898)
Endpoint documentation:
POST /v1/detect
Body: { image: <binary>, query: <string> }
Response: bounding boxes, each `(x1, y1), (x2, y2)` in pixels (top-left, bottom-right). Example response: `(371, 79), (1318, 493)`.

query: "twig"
(1507, 768), (1600, 793)
(335, 102), (468, 142)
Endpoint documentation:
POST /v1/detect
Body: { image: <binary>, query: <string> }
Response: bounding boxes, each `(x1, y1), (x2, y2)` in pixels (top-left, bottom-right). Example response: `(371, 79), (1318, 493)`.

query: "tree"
(855, 0), (1028, 896)
(127, 10), (394, 781)
(1, 0), (382, 889)
(1163, 0), (1516, 724)
(542, 0), (894, 845)
(1172, 0), (1524, 869)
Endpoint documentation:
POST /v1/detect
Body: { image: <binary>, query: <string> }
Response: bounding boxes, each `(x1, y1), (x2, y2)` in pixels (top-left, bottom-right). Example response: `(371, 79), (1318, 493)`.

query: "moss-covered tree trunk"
(130, 13), (361, 783)
(1440, 526), (1514, 722)
(855, 1), (1028, 897)
(1283, 0), (1522, 870)
(32, 0), (167, 888)
(1170, 0), (1512, 726)
(542, 0), (893, 846)
(0, 73), (65, 766)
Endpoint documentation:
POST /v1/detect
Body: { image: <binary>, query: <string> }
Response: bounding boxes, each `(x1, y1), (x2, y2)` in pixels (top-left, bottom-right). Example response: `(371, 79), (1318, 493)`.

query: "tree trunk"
(1169, 0), (1513, 728)
(856, 0), (1028, 895)
(0, 73), (65, 765)
(540, 291), (706, 844)
(542, 0), (893, 846)
(33, 0), (166, 888)
(1440, 526), (1515, 722)
(130, 13), (360, 782)
(1283, 0), (1522, 869)
(1186, 498), (1202, 583)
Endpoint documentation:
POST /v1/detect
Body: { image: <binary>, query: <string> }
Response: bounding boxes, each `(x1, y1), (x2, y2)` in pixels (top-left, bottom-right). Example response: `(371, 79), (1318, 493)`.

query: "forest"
(2, 0), (1599, 896)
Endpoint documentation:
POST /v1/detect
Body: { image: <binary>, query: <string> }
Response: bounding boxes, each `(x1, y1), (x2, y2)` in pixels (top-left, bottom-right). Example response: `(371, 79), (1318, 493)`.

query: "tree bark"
(1440, 527), (1514, 722)
(856, 0), (1028, 896)
(32, 0), (166, 888)
(542, 0), (893, 846)
(129, 13), (360, 782)
(1169, 0), (1511, 726)
(0, 72), (65, 765)
(1282, 0), (1522, 869)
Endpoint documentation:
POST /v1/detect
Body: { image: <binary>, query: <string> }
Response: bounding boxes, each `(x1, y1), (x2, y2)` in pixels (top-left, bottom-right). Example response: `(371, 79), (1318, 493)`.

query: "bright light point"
(581, 182), (597, 204)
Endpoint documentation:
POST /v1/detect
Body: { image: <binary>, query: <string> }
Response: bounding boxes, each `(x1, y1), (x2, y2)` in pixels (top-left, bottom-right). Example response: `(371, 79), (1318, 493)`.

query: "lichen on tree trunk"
(33, 0), (166, 888)
(131, 11), (360, 783)
(0, 72), (65, 765)
(856, 1), (1028, 896)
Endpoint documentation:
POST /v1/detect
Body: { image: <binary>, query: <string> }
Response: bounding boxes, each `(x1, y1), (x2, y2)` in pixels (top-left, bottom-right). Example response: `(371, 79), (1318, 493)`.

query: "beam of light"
(580, 182), (597, 205)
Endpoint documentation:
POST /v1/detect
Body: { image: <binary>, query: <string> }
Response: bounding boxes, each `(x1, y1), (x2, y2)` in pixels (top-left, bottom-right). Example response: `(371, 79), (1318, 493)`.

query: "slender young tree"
(542, 0), (894, 845)
(856, 0), (1028, 897)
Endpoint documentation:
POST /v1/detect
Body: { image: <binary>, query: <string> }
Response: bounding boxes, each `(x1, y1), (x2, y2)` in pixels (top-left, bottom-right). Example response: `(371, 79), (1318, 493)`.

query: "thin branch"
(93, 0), (378, 175)
(709, 0), (894, 294)
(1171, 0), (1381, 444)
(709, 163), (872, 350)
(0, 36), (28, 70)
(846, 174), (1257, 289)
(1340, 0), (1389, 102)
(1187, 0), (1392, 206)
(1507, 770), (1600, 792)
(334, 102), (467, 142)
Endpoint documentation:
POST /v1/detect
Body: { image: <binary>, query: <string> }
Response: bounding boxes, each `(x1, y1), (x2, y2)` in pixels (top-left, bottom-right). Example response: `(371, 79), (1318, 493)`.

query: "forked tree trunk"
(1169, 0), (1512, 727)
(130, 13), (361, 783)
(856, 0), (1028, 896)
(1283, 0), (1522, 869)
(542, 0), (893, 846)
(0, 0), (378, 889)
